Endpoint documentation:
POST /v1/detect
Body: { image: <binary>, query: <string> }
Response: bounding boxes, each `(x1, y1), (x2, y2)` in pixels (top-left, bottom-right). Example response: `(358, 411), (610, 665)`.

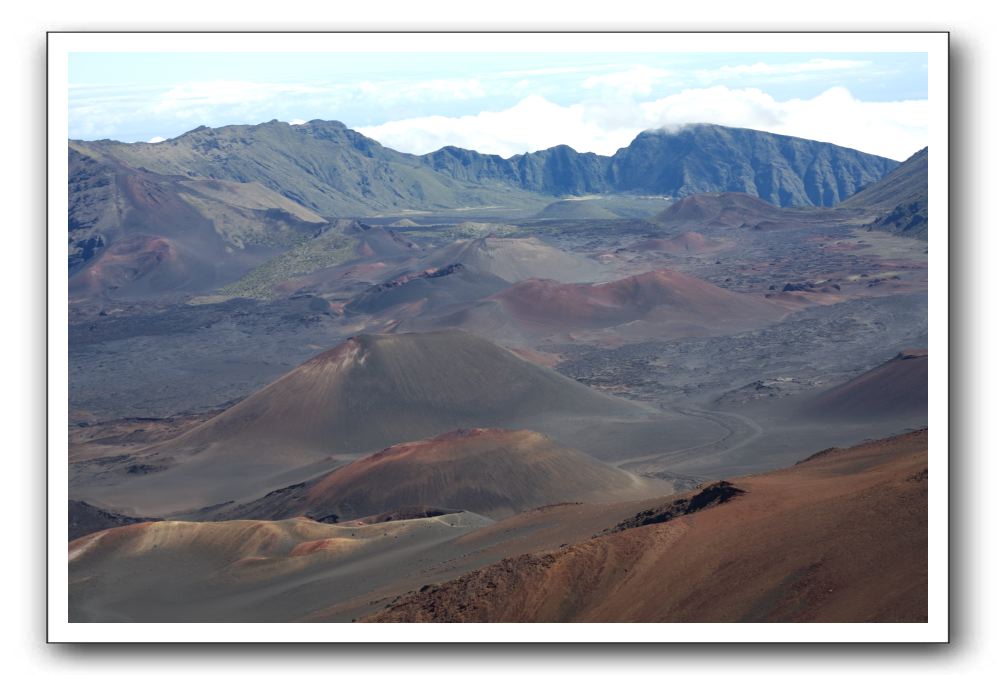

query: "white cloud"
(639, 86), (785, 128)
(353, 77), (488, 104)
(152, 81), (330, 118)
(358, 95), (640, 158)
(68, 64), (925, 162)
(288, 119), (307, 125)
(581, 65), (671, 97)
(495, 65), (617, 79)
(70, 76), (500, 141)
(405, 78), (487, 101)
(357, 87), (927, 161)
(640, 86), (927, 160)
(694, 58), (872, 84)
(147, 136), (166, 143)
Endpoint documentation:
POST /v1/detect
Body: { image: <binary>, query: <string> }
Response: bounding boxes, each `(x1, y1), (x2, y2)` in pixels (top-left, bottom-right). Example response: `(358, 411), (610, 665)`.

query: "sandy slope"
(214, 428), (667, 521)
(368, 430), (928, 622)
(68, 512), (494, 622)
(799, 350), (928, 420)
(68, 429), (927, 623)
(70, 330), (659, 515)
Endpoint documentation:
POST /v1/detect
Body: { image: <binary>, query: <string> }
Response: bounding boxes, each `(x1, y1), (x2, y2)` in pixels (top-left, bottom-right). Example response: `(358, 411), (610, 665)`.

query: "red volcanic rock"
(69, 235), (183, 298)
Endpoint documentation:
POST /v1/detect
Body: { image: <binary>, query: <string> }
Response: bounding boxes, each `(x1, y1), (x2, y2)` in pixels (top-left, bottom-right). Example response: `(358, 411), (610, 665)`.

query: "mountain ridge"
(72, 120), (898, 214)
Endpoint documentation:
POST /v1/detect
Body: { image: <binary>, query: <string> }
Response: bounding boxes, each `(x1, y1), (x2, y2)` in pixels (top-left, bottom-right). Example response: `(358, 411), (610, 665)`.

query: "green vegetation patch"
(220, 231), (360, 299)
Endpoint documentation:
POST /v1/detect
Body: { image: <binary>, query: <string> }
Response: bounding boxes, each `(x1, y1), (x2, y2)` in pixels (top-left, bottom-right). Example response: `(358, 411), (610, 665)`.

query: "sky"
(68, 52), (929, 160)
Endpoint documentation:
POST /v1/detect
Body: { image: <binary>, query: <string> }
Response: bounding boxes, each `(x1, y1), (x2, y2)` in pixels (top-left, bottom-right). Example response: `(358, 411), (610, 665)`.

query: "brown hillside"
(657, 192), (784, 227)
(436, 270), (787, 341)
(801, 350), (928, 420)
(224, 428), (662, 521)
(368, 430), (928, 622)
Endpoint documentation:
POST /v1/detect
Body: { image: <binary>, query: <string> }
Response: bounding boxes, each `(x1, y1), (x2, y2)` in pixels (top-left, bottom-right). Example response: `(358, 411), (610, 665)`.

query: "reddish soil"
(367, 430), (928, 623)
(491, 269), (785, 330)
(294, 428), (659, 520)
(69, 235), (183, 298)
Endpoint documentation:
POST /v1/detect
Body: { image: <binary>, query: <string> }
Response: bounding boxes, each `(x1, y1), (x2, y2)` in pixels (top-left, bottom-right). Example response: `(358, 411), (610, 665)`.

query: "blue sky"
(68, 52), (929, 160)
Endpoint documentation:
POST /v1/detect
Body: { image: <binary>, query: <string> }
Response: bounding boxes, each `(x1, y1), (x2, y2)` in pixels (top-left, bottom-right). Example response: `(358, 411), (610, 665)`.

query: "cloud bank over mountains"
(358, 86), (926, 160)
(70, 57), (928, 160)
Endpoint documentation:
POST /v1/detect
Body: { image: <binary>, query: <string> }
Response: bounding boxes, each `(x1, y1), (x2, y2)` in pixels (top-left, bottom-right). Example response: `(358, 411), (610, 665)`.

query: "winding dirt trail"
(613, 405), (764, 473)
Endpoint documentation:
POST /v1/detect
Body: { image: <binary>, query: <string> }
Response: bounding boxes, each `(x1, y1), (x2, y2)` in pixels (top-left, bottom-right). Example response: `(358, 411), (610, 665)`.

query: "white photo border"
(47, 30), (949, 643)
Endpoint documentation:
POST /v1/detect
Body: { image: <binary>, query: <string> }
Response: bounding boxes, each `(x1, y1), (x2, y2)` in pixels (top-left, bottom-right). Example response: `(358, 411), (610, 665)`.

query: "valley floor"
(66, 199), (930, 623)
